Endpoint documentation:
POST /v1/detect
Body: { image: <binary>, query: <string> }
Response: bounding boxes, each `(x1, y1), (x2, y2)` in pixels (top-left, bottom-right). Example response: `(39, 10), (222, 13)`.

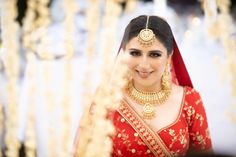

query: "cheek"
(151, 60), (166, 74)
(160, 63), (168, 75)
(126, 57), (137, 69)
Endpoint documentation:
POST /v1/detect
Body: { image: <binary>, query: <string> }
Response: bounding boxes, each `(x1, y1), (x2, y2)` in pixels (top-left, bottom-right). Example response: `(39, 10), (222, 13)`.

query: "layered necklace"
(126, 82), (171, 120)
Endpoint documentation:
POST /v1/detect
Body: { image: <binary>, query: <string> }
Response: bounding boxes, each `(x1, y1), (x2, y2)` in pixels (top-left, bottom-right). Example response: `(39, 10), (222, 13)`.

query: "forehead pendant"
(138, 16), (155, 47)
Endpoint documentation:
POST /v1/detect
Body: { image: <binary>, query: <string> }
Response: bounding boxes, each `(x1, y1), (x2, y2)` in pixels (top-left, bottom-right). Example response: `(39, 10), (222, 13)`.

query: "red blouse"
(111, 86), (212, 157)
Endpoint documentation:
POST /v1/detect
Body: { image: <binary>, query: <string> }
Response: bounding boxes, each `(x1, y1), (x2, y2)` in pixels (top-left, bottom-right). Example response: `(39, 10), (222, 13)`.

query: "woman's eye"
(129, 51), (141, 56)
(149, 52), (161, 58)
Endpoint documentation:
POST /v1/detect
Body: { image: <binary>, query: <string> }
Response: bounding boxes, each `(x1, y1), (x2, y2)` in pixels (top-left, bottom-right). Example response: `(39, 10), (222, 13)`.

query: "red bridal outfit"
(111, 40), (212, 157)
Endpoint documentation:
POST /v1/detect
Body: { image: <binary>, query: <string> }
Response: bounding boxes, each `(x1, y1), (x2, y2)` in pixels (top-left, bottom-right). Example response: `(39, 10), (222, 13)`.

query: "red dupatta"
(171, 39), (193, 88)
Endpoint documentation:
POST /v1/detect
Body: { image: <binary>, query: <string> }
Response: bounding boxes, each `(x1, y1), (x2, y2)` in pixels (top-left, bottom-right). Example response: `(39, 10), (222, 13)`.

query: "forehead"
(125, 37), (167, 52)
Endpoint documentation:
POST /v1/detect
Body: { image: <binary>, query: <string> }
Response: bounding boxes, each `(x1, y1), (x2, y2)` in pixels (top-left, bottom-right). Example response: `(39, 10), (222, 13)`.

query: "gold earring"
(161, 63), (172, 90)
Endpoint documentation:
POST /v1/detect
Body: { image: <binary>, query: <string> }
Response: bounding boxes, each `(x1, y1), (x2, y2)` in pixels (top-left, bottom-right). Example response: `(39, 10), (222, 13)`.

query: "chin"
(133, 78), (156, 88)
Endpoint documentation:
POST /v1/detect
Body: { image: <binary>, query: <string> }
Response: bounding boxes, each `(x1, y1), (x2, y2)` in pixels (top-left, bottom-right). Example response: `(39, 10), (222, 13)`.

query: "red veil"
(171, 38), (193, 88)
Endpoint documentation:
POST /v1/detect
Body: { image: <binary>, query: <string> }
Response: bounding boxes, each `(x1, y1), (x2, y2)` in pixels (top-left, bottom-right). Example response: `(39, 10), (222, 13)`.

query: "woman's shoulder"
(172, 84), (198, 96)
(173, 84), (203, 105)
(181, 86), (205, 110)
(183, 86), (201, 98)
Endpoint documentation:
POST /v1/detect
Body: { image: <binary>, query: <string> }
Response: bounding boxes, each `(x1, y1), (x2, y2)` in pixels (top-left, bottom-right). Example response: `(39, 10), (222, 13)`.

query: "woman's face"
(125, 36), (172, 91)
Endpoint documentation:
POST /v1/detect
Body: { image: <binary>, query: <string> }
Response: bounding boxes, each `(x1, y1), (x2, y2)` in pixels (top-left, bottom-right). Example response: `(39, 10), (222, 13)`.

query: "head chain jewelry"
(137, 16), (155, 47)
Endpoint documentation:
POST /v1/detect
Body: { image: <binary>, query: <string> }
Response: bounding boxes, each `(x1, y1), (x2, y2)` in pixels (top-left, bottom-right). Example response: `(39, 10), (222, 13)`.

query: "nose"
(138, 55), (150, 69)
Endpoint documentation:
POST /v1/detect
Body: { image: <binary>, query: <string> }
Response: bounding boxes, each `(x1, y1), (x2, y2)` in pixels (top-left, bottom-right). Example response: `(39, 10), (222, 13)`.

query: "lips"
(136, 70), (153, 78)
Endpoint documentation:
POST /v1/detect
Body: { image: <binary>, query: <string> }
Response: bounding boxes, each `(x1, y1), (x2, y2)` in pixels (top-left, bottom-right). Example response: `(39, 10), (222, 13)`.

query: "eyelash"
(129, 51), (161, 58)
(129, 51), (141, 56)
(149, 52), (161, 58)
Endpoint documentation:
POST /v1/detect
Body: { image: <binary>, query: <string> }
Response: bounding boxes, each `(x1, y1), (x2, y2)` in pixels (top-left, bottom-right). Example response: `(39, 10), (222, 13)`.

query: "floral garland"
(24, 52), (37, 157)
(76, 1), (127, 157)
(75, 0), (100, 156)
(201, 0), (218, 39)
(22, 0), (38, 156)
(201, 0), (236, 122)
(83, 1), (125, 156)
(216, 0), (236, 123)
(22, 0), (53, 156)
(0, 0), (20, 156)
(60, 0), (79, 156)
(125, 0), (138, 13)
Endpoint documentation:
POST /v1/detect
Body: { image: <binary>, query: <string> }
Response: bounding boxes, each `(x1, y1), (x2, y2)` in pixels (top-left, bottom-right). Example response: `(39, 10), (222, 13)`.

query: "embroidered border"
(118, 100), (173, 157)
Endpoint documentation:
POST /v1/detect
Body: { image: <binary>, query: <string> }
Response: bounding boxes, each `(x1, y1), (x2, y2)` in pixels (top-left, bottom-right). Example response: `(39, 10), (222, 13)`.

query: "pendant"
(142, 103), (155, 120)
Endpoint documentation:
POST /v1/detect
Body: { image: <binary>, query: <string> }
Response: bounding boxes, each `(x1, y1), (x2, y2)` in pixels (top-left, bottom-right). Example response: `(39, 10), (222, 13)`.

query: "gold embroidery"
(134, 133), (138, 137)
(137, 140), (145, 146)
(196, 113), (204, 126)
(120, 118), (125, 122)
(180, 134), (187, 145)
(190, 131), (207, 150)
(184, 105), (195, 126)
(150, 140), (155, 145)
(171, 150), (181, 157)
(157, 149), (161, 153)
(137, 124), (141, 129)
(118, 101), (172, 157)
(196, 135), (203, 141)
(168, 129), (175, 136)
(131, 148), (136, 153)
(186, 90), (191, 95)
(143, 132), (149, 136)
(205, 128), (211, 139)
(195, 99), (201, 105)
(160, 153), (166, 157)
(117, 150), (122, 156)
(191, 88), (195, 93)
(130, 117), (135, 121)
(186, 106), (195, 117)
(168, 128), (188, 149)
(140, 128), (145, 132)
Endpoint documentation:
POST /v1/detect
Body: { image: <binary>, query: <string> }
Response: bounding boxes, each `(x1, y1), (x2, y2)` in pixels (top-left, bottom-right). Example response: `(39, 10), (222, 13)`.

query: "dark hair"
(120, 15), (174, 54)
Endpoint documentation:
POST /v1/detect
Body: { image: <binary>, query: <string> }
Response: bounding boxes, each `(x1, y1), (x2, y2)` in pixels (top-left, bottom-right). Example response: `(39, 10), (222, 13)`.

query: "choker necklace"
(126, 82), (171, 120)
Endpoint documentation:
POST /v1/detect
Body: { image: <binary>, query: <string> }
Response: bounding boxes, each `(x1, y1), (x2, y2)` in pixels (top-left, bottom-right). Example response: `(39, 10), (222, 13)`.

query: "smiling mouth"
(136, 70), (153, 78)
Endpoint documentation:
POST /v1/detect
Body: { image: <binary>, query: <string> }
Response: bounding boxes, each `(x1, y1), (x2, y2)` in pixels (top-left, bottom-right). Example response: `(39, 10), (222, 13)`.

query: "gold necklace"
(127, 82), (171, 120)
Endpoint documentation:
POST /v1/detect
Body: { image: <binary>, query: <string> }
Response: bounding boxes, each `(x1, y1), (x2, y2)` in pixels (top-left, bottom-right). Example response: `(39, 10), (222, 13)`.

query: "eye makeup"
(128, 48), (163, 58)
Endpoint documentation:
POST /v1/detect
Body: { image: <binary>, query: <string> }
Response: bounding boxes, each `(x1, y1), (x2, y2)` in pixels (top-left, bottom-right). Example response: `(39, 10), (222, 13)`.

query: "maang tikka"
(138, 16), (155, 47)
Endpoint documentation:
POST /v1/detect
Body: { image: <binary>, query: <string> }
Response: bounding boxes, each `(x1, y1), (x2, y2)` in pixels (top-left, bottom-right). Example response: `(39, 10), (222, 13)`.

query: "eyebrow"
(129, 48), (141, 51)
(129, 48), (163, 54)
(149, 50), (163, 54)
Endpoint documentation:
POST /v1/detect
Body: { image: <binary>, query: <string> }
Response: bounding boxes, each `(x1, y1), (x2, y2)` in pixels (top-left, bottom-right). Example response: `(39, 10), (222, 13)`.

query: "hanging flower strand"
(216, 0), (236, 123)
(21, 0), (38, 156)
(22, 0), (54, 156)
(75, 0), (100, 156)
(34, 0), (58, 156)
(60, 0), (79, 156)
(201, 0), (236, 123)
(81, 1), (124, 157)
(1, 0), (20, 156)
(21, 1), (37, 157)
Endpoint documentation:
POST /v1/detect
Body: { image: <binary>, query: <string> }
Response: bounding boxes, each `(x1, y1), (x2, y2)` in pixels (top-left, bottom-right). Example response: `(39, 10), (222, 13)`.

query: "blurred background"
(0, 0), (236, 157)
